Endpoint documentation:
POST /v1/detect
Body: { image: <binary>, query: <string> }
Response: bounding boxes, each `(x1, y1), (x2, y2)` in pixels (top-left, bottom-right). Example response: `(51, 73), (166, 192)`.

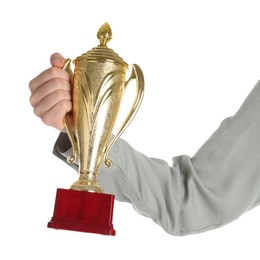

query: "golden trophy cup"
(47, 23), (144, 235)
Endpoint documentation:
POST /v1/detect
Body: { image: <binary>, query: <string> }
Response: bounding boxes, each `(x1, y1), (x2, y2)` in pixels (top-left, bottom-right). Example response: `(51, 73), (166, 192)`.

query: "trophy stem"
(70, 171), (104, 193)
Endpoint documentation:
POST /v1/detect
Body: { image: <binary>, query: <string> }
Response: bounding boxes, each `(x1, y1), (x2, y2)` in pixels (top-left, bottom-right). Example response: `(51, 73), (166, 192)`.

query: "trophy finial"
(97, 22), (112, 47)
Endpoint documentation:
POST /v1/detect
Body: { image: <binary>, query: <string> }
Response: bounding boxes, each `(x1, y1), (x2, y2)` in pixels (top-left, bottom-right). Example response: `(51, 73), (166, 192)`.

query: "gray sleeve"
(53, 80), (260, 236)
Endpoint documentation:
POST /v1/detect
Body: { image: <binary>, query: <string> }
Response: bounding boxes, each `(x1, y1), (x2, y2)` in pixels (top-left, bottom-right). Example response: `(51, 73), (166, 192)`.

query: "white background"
(1, 0), (260, 259)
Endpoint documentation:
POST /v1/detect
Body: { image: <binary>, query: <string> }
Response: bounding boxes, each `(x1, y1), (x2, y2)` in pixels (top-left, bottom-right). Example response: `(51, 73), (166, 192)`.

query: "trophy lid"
(77, 23), (128, 68)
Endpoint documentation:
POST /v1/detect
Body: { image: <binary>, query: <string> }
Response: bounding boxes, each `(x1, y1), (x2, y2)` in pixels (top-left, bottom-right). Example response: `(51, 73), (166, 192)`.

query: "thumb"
(50, 52), (66, 68)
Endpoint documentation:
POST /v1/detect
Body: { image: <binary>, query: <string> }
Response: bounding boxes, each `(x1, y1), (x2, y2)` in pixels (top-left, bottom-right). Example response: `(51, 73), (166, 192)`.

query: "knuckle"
(33, 106), (40, 117)
(52, 77), (71, 92)
(56, 89), (71, 101)
(49, 66), (69, 80)
(29, 95), (34, 106)
(55, 89), (66, 100)
(41, 115), (52, 126)
(58, 99), (71, 113)
(29, 93), (40, 107)
(49, 67), (58, 78)
(28, 80), (34, 92)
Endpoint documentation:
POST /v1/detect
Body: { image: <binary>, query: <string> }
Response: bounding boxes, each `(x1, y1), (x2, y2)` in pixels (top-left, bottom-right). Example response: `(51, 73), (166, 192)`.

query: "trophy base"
(47, 188), (116, 236)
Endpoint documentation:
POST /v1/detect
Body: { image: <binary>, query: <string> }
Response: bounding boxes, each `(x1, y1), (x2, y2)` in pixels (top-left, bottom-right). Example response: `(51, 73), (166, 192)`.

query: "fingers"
(40, 99), (72, 130)
(50, 53), (67, 68)
(29, 77), (71, 107)
(29, 52), (72, 131)
(33, 87), (71, 117)
(29, 66), (70, 93)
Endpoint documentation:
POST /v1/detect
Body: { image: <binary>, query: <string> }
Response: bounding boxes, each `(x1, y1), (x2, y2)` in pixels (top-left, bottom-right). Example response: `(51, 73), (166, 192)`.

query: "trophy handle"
(62, 59), (78, 164)
(104, 64), (145, 167)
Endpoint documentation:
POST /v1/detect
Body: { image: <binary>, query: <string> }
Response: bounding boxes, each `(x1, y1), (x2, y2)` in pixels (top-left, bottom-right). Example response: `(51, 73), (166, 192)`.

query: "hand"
(29, 53), (72, 132)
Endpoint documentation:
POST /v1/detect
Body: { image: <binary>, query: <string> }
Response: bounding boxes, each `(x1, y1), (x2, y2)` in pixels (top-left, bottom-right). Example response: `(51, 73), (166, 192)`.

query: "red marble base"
(47, 188), (116, 236)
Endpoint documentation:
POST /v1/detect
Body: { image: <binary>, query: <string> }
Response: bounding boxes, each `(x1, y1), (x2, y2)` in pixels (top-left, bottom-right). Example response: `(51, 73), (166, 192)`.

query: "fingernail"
(52, 57), (61, 65)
